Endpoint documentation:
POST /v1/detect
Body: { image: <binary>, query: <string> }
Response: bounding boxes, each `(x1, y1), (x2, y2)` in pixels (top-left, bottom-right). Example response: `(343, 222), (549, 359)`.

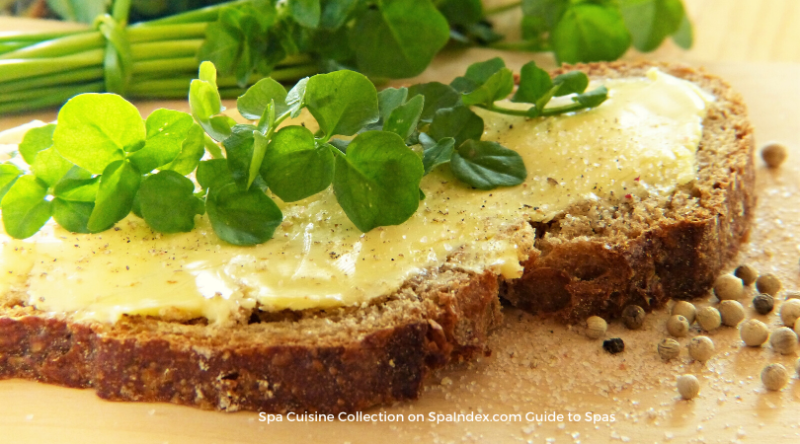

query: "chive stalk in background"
(0, 0), (691, 115)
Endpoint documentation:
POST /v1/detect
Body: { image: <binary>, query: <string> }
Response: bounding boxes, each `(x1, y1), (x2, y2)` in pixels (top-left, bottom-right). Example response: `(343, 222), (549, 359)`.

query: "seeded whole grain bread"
(502, 61), (755, 323)
(0, 61), (753, 413)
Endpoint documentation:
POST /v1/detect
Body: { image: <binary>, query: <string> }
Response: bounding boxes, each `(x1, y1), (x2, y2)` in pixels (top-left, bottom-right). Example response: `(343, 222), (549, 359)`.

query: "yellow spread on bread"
(0, 68), (713, 324)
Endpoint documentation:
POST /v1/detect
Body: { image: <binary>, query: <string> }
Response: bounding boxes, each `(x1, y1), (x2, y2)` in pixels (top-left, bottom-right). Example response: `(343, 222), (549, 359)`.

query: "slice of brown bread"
(0, 61), (754, 413)
(501, 61), (755, 323)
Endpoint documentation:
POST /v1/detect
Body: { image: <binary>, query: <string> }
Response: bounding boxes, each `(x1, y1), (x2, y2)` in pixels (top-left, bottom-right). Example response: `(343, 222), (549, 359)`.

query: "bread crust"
(501, 62), (755, 322)
(0, 61), (754, 412)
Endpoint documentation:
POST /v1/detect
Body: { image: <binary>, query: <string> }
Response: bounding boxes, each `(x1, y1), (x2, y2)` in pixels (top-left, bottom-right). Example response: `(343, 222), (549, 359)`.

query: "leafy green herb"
(450, 140), (527, 190)
(237, 78), (290, 120)
(206, 182), (283, 246)
(261, 125), (334, 202)
(420, 134), (455, 175)
(138, 171), (204, 233)
(303, 70), (379, 137)
(0, 164), (22, 202)
(620, 0), (686, 52)
(349, 0), (451, 78)
(332, 131), (423, 232)
(88, 160), (141, 232)
(53, 94), (143, 174)
(383, 94), (424, 141)
(162, 124), (206, 175)
(189, 62), (235, 142)
(407, 82), (462, 123)
(551, 3), (631, 64)
(429, 106), (484, 147)
(52, 199), (94, 234)
(289, 0), (322, 29)
(1, 175), (52, 239)
(128, 109), (195, 174)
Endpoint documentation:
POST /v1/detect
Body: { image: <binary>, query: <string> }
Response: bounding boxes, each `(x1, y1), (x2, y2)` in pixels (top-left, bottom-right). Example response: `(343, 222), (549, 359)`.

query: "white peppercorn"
(658, 338), (681, 360)
(714, 274), (743, 300)
(761, 363), (789, 391)
(667, 315), (690, 337)
(752, 293), (774, 315)
(770, 327), (798, 354)
(780, 299), (800, 327)
(622, 305), (645, 330)
(734, 264), (758, 286)
(672, 301), (696, 325)
(696, 306), (721, 331)
(585, 316), (607, 339)
(740, 319), (770, 347)
(761, 142), (788, 168)
(756, 273), (782, 296)
(796, 357), (800, 377)
(784, 290), (800, 300)
(676, 374), (700, 400)
(688, 336), (715, 362)
(719, 300), (745, 327)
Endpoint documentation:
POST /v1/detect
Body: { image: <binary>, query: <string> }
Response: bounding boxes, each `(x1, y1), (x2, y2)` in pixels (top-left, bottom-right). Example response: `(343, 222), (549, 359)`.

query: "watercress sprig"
(0, 58), (607, 246)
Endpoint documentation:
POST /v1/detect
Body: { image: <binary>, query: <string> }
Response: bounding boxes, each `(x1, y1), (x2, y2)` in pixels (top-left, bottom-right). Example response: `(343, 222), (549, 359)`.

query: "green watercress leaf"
(553, 71), (589, 96)
(304, 70), (379, 137)
(438, 0), (483, 27)
(551, 3), (631, 64)
(620, 0), (686, 52)
(53, 93), (144, 174)
(261, 125), (334, 202)
(1, 175), (52, 239)
(237, 78), (289, 120)
(289, 0), (321, 28)
(88, 160), (141, 232)
(190, 62), (234, 142)
(206, 183), (283, 245)
(450, 140), (527, 190)
(285, 77), (309, 118)
(384, 94), (424, 141)
(0, 164), (22, 202)
(19, 124), (56, 164)
(333, 131), (424, 232)
(349, 0), (450, 78)
(320, 0), (358, 29)
(162, 124), (206, 175)
(30, 148), (74, 187)
(52, 199), (94, 234)
(512, 61), (553, 103)
(377, 87), (409, 121)
(53, 174), (100, 202)
(138, 171), (203, 233)
(197, 159), (233, 190)
(223, 124), (266, 191)
(407, 82), (462, 123)
(420, 133), (455, 175)
(460, 68), (514, 106)
(522, 0), (568, 29)
(429, 106), (484, 147)
(574, 86), (608, 108)
(128, 109), (194, 174)
(672, 13), (693, 49)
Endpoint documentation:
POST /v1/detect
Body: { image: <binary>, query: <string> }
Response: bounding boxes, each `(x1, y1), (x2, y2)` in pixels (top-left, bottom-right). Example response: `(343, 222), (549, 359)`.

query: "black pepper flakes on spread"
(603, 338), (625, 354)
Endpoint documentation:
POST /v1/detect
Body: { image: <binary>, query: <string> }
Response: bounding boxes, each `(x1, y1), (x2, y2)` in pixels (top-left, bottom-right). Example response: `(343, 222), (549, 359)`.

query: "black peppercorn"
(753, 293), (774, 315)
(603, 337), (625, 354)
(622, 305), (645, 330)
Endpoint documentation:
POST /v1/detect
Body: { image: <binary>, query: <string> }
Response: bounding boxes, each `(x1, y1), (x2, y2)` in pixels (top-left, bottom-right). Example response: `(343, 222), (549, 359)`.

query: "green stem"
(0, 41), (29, 55)
(0, 32), (104, 60)
(0, 82), (105, 114)
(540, 102), (585, 117)
(131, 57), (200, 75)
(137, 0), (252, 26)
(127, 23), (208, 43)
(0, 81), (104, 104)
(131, 39), (203, 61)
(0, 30), (88, 44)
(479, 103), (533, 117)
(111, 0), (132, 23)
(0, 49), (104, 83)
(0, 66), (104, 93)
(484, 1), (522, 16)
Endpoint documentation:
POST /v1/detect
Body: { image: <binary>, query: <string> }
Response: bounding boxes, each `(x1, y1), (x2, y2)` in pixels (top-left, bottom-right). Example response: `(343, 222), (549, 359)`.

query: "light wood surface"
(2, 2), (800, 443)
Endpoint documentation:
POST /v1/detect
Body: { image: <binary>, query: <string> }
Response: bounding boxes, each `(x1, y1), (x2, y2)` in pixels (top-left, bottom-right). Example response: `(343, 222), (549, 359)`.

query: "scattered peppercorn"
(585, 316), (607, 339)
(761, 142), (788, 168)
(696, 306), (722, 331)
(672, 301), (697, 324)
(780, 298), (800, 326)
(714, 274), (743, 300)
(784, 290), (800, 300)
(676, 374), (700, 400)
(667, 315), (690, 337)
(622, 305), (645, 330)
(756, 273), (782, 296)
(752, 293), (774, 315)
(688, 336), (715, 362)
(761, 363), (789, 391)
(770, 327), (798, 355)
(658, 338), (681, 360)
(740, 319), (770, 347)
(719, 300), (745, 327)
(603, 338), (625, 354)
(734, 264), (758, 286)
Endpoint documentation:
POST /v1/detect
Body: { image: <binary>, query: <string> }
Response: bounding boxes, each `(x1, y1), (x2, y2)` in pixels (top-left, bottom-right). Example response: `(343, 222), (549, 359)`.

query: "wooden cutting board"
(2, 19), (800, 444)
